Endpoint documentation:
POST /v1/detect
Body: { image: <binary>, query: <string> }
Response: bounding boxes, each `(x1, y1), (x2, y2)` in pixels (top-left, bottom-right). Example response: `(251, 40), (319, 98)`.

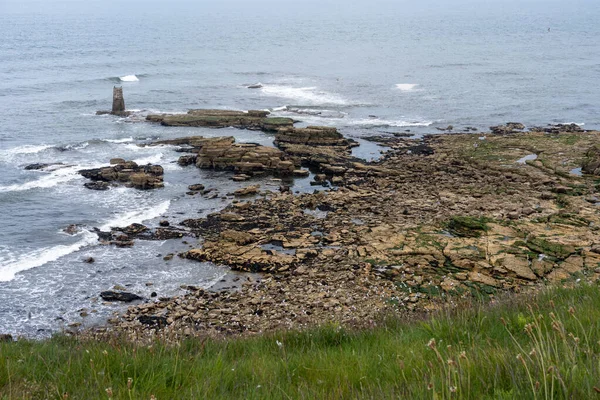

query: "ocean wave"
(260, 85), (349, 106)
(0, 200), (172, 282)
(99, 200), (171, 231)
(0, 230), (97, 282)
(120, 75), (140, 82)
(347, 118), (432, 127)
(133, 153), (163, 165)
(105, 137), (135, 144)
(395, 83), (420, 92)
(0, 165), (84, 193)
(0, 144), (53, 157)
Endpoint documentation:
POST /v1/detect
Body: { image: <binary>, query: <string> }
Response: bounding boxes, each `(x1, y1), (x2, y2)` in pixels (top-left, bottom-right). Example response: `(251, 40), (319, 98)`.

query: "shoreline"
(66, 117), (600, 343)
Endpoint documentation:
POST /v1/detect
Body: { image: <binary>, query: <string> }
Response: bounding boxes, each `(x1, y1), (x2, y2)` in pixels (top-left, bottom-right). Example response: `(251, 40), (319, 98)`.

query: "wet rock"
(84, 182), (110, 190)
(188, 184), (205, 191)
(100, 291), (143, 302)
(83, 257), (95, 264)
(138, 315), (168, 327)
(63, 224), (81, 235)
(490, 122), (525, 135)
(178, 155), (197, 166)
(233, 185), (259, 197)
(247, 83), (263, 89)
(146, 109), (293, 132)
(24, 163), (65, 171)
(233, 174), (251, 182)
(196, 140), (296, 176)
(80, 160), (164, 190)
(159, 220), (170, 227)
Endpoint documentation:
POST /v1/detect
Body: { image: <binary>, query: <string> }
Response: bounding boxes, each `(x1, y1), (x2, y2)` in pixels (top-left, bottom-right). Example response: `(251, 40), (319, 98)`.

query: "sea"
(1, 0), (599, 338)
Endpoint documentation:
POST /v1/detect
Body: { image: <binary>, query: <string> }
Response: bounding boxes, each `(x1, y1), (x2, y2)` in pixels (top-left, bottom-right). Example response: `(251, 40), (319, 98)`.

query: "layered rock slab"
(146, 109), (293, 131)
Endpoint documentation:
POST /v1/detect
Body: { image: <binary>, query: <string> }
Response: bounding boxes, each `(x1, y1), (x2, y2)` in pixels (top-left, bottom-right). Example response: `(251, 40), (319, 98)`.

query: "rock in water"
(79, 160), (164, 190)
(100, 291), (143, 302)
(112, 86), (125, 114)
(247, 83), (263, 89)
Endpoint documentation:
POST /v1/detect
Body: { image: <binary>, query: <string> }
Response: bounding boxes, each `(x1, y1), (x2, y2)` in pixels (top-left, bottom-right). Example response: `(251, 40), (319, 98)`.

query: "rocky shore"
(82, 119), (600, 342)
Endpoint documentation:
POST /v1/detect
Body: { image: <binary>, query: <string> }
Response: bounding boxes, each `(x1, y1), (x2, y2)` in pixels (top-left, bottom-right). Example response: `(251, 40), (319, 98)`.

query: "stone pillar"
(112, 86), (125, 114)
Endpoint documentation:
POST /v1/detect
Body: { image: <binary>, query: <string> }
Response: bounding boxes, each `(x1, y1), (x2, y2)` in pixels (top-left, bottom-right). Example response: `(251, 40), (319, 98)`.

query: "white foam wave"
(0, 144), (52, 158)
(559, 122), (585, 126)
(0, 231), (97, 282)
(120, 75), (139, 82)
(261, 85), (348, 106)
(105, 137), (135, 144)
(395, 83), (420, 92)
(133, 153), (163, 165)
(0, 200), (171, 281)
(347, 118), (432, 127)
(99, 200), (171, 231)
(0, 165), (83, 193)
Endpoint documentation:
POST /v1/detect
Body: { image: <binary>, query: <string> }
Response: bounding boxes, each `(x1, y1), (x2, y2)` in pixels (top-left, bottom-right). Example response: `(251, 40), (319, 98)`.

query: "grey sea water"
(1, 0), (599, 337)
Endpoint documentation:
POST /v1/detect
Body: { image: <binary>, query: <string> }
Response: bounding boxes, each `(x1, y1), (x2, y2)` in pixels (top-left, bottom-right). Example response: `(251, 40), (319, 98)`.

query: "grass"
(2, 284), (600, 399)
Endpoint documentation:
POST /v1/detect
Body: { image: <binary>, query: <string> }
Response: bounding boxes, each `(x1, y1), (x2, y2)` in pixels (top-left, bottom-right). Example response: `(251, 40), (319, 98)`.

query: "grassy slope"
(1, 284), (599, 399)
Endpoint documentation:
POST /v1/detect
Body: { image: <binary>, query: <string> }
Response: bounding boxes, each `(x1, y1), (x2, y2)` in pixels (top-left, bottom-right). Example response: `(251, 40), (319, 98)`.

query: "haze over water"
(1, 0), (599, 337)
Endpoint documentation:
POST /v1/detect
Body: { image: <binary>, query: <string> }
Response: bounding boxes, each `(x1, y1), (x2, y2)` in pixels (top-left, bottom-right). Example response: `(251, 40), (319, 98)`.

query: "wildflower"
(105, 388), (113, 398)
(276, 340), (283, 348)
(62, 394), (69, 400)
(427, 383), (433, 391)
(459, 351), (467, 360)
(450, 386), (457, 393)
(427, 338), (436, 349)
(529, 348), (537, 358)
(549, 300), (555, 308)
(447, 359), (457, 367)
(150, 396), (157, 400)
(500, 317), (507, 326)
(524, 323), (534, 334)
(535, 381), (541, 391)
(127, 377), (133, 390)
(568, 306), (575, 315)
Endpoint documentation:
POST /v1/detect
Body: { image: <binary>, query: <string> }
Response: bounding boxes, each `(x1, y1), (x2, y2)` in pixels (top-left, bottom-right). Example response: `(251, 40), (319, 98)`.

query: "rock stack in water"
(79, 159), (164, 190)
(96, 87), (132, 117)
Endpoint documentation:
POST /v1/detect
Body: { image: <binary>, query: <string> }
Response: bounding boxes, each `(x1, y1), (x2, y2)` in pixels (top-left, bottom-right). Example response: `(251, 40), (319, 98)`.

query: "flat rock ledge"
(153, 136), (301, 177)
(79, 159), (164, 190)
(146, 109), (294, 132)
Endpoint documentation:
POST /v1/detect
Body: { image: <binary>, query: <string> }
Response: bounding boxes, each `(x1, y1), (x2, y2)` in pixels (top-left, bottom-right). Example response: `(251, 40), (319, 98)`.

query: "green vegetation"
(2, 284), (600, 399)
(446, 216), (491, 238)
(525, 237), (576, 259)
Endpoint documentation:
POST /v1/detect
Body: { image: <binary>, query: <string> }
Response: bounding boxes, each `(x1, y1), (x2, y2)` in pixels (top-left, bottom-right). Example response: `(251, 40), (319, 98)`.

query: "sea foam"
(261, 85), (348, 106)
(0, 200), (172, 282)
(395, 83), (420, 92)
(120, 75), (140, 82)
